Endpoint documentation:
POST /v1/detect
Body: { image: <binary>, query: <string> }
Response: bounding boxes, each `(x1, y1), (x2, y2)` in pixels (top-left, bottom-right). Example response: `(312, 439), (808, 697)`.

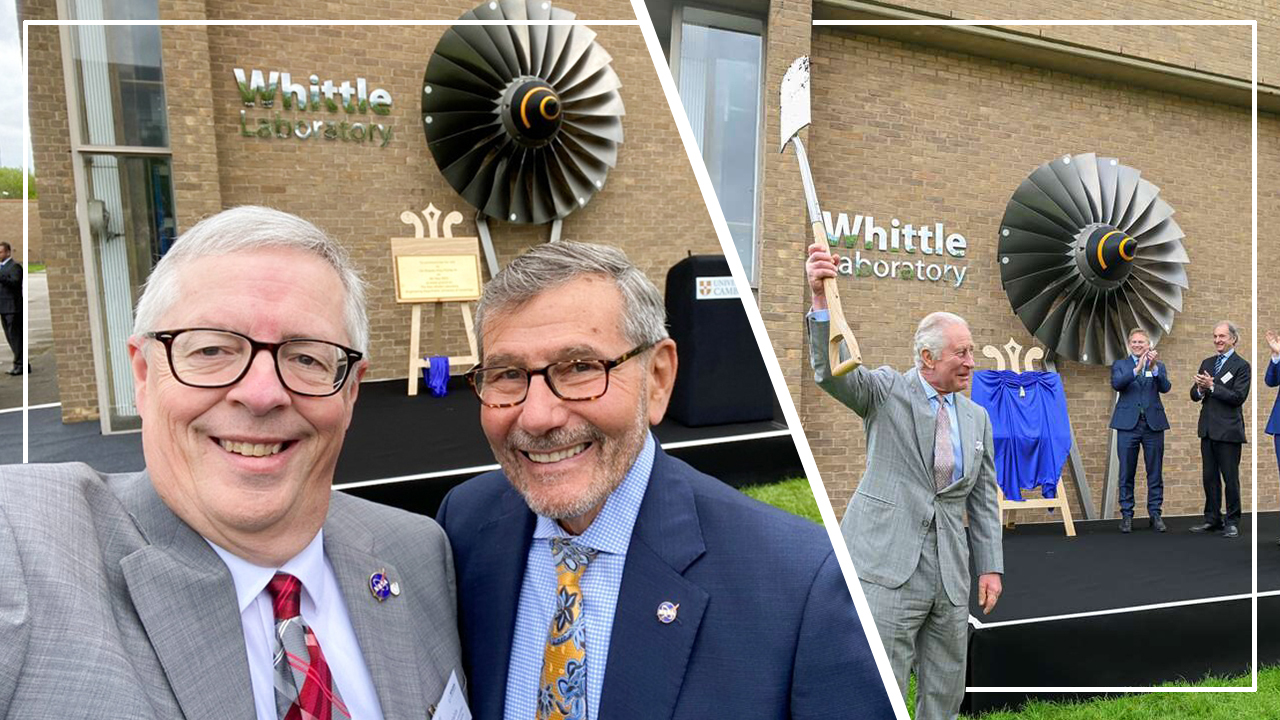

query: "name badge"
(431, 671), (471, 720)
(1144, 371), (1153, 378)
(1221, 372), (1233, 383)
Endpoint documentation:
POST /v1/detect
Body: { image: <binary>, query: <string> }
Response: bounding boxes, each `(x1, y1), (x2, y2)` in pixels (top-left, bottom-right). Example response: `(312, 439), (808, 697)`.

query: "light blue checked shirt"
(503, 433), (655, 720)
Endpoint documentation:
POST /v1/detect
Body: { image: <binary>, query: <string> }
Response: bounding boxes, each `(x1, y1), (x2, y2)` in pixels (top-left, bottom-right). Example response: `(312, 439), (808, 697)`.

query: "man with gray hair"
(1190, 320), (1251, 538)
(805, 243), (1003, 720)
(437, 241), (894, 720)
(0, 206), (463, 718)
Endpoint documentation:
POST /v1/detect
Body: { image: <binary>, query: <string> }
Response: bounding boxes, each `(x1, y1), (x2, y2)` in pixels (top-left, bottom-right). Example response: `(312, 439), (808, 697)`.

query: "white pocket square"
(975, 440), (984, 452)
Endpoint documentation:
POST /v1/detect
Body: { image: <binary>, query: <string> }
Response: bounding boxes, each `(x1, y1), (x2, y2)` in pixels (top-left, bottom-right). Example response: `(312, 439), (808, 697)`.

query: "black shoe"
(5, 367), (19, 376)
(1190, 522), (1223, 533)
(1120, 516), (1132, 533)
(1150, 514), (1167, 533)
(1222, 525), (1239, 539)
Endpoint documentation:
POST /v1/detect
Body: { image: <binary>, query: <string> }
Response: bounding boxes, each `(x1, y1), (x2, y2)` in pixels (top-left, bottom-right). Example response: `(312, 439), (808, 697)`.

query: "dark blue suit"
(1266, 358), (1280, 504)
(1109, 355), (1171, 516)
(436, 447), (895, 720)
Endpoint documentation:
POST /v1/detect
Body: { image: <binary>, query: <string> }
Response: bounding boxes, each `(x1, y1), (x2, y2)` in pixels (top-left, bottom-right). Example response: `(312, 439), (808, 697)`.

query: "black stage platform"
(1, 377), (802, 517)
(963, 513), (1280, 714)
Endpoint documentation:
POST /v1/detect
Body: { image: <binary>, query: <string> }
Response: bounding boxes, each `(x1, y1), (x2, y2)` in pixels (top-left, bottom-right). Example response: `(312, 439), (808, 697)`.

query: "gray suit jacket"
(809, 317), (1003, 606)
(0, 463), (463, 719)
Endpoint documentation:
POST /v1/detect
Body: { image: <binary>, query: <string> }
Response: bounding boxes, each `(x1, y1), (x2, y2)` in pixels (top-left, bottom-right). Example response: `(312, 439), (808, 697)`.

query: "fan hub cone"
(1076, 223), (1135, 289)
(502, 78), (563, 147)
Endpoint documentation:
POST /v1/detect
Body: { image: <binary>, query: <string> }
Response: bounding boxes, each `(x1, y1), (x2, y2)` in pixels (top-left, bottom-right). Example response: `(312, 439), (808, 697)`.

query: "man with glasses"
(436, 242), (894, 720)
(0, 206), (463, 718)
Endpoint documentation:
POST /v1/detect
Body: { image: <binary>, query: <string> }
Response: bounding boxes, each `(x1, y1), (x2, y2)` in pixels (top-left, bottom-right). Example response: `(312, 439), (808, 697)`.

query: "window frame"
(668, 2), (767, 289)
(57, 0), (172, 435)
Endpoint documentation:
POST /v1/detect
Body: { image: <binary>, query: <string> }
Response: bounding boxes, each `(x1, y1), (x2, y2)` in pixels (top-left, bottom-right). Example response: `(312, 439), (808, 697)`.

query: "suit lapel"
(906, 368), (936, 479)
(598, 450), (709, 720)
(956, 398), (974, 483)
(469, 487), (536, 715)
(324, 503), (438, 720)
(116, 475), (256, 720)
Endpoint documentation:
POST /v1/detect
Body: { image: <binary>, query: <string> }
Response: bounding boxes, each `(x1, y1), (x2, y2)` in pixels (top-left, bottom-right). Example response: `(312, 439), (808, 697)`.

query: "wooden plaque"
(390, 237), (482, 303)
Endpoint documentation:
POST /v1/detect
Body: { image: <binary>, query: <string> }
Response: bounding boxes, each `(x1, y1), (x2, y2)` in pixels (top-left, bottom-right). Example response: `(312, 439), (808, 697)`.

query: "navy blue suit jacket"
(1109, 356), (1171, 431)
(435, 447), (895, 720)
(1266, 358), (1280, 436)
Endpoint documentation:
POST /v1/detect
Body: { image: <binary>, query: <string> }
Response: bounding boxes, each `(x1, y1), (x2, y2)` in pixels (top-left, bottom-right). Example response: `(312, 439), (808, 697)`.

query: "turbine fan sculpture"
(998, 153), (1190, 365)
(422, 0), (624, 225)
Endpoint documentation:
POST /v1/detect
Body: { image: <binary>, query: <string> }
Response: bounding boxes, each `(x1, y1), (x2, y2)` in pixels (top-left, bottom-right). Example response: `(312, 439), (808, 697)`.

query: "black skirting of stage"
(334, 377), (801, 517)
(962, 513), (1280, 714)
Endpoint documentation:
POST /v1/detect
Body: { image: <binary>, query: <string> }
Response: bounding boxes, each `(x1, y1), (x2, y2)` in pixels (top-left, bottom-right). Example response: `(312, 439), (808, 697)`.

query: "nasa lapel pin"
(369, 568), (400, 602)
(657, 601), (679, 624)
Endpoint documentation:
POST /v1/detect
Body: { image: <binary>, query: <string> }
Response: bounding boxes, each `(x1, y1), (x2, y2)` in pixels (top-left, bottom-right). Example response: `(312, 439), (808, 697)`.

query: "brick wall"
(770, 27), (1263, 521)
(1, 199), (41, 262)
(201, 20), (716, 383)
(758, 0), (815, 404)
(1257, 121), (1280, 512)
(23, 4), (100, 423)
(26, 0), (718, 420)
(201, 0), (635, 21)
(863, 0), (1273, 86)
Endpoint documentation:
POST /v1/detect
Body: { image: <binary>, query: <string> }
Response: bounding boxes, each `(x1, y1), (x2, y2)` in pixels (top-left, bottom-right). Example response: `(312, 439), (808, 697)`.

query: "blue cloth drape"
(424, 356), (450, 397)
(971, 370), (1072, 501)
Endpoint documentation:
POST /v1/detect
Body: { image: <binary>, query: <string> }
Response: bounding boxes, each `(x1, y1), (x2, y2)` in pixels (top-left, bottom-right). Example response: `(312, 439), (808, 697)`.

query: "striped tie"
(1214, 354), (1226, 376)
(266, 573), (350, 720)
(934, 399), (954, 492)
(538, 537), (598, 720)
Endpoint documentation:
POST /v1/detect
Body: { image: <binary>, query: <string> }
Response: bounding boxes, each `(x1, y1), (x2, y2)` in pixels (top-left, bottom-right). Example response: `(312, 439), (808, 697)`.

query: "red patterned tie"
(266, 573), (350, 720)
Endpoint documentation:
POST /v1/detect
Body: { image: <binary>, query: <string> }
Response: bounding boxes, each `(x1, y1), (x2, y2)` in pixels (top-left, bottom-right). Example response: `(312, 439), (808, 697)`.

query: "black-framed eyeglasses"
(145, 328), (363, 398)
(466, 342), (654, 408)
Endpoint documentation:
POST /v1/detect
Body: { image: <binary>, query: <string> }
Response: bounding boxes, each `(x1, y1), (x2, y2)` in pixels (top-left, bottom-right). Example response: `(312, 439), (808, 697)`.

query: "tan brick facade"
(756, 12), (1274, 521)
(25, 0), (717, 424)
(877, 0), (1271, 85)
(1, 200), (41, 262)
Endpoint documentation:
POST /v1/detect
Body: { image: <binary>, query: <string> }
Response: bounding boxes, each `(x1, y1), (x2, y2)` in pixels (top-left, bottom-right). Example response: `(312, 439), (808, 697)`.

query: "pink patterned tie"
(266, 573), (350, 720)
(934, 399), (954, 492)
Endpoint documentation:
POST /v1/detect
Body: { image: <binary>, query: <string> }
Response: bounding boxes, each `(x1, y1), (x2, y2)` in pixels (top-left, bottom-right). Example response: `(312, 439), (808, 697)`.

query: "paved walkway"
(0, 272), (60, 410)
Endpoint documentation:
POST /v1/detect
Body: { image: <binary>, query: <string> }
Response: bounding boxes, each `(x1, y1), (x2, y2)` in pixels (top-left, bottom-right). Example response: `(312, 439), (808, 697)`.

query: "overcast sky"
(1, 0), (32, 170)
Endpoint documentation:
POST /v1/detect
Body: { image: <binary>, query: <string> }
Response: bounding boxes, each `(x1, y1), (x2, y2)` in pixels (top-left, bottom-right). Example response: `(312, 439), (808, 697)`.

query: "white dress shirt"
(209, 531), (385, 720)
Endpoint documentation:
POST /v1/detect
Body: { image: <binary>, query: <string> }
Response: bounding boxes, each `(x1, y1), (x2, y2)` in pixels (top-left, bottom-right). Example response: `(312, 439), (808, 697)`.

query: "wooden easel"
(980, 338), (1077, 537)
(394, 204), (481, 397)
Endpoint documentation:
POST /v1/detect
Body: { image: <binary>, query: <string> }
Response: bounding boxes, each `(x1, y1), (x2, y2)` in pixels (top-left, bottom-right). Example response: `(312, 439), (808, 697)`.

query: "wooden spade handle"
(811, 220), (862, 376)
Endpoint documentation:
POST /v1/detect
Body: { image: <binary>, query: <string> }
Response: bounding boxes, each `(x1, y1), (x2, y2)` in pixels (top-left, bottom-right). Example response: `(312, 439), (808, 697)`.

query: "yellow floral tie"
(537, 537), (598, 720)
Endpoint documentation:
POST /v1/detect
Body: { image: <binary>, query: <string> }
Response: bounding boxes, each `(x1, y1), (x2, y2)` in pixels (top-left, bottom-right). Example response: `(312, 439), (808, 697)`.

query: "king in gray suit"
(805, 243), (1003, 720)
(0, 207), (463, 719)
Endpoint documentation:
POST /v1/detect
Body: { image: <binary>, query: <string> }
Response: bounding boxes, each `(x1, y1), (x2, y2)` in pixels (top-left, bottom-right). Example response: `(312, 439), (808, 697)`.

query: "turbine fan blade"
(1097, 157), (1119, 223)
(1048, 156), (1095, 225)
(1030, 164), (1087, 228)
(1134, 217), (1184, 248)
(1127, 196), (1174, 238)
(1072, 152), (1102, 222)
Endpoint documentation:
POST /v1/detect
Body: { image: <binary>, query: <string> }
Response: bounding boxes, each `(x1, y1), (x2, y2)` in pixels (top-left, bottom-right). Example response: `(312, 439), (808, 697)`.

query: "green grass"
(904, 668), (1277, 719)
(740, 477), (823, 524)
(28, 263), (45, 272)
